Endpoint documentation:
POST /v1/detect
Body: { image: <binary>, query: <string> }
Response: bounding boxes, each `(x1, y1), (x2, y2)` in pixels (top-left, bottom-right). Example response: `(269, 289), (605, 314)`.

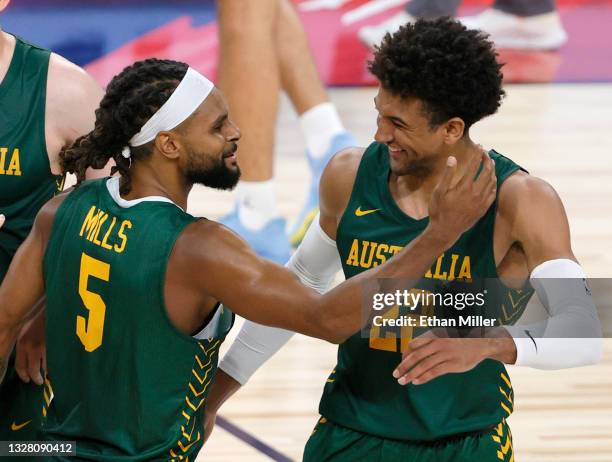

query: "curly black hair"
(369, 17), (504, 130)
(60, 58), (188, 193)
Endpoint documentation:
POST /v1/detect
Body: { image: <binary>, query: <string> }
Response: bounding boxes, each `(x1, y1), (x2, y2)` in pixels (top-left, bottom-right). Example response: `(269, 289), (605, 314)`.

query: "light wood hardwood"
(187, 84), (612, 461)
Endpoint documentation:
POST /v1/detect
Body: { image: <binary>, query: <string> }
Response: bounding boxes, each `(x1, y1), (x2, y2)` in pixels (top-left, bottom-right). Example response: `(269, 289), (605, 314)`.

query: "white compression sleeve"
(505, 259), (603, 369)
(219, 215), (342, 385)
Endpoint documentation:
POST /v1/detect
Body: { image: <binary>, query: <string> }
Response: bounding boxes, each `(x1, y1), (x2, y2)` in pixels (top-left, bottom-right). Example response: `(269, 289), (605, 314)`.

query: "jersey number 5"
(76, 252), (110, 352)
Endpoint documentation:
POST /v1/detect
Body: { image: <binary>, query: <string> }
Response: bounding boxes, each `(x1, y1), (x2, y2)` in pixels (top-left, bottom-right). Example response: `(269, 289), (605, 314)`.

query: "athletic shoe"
(358, 12), (415, 49)
(219, 211), (291, 264)
(288, 132), (357, 248)
(460, 9), (568, 50)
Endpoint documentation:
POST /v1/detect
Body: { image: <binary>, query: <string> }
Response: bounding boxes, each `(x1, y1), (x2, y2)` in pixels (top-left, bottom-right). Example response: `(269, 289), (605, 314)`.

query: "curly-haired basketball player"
(206, 18), (601, 462)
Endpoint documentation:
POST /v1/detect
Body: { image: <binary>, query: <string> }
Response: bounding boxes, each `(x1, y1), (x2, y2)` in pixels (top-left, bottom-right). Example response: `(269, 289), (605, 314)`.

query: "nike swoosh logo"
(11, 420), (32, 431)
(355, 206), (380, 217)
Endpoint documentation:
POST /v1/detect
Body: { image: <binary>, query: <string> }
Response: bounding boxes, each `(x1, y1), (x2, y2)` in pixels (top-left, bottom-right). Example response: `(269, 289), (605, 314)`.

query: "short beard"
(186, 152), (241, 191)
(391, 159), (435, 178)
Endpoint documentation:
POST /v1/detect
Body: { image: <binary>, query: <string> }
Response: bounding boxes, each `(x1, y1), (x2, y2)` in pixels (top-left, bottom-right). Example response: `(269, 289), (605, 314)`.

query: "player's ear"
(443, 117), (465, 145)
(154, 132), (181, 160)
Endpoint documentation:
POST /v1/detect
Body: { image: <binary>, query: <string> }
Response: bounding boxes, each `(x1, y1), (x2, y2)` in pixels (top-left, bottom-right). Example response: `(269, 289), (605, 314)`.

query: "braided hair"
(60, 58), (189, 193)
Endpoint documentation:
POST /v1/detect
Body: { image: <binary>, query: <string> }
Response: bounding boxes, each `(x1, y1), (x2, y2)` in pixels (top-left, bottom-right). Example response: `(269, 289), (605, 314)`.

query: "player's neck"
(121, 165), (192, 211)
(389, 138), (484, 217)
(0, 31), (16, 85)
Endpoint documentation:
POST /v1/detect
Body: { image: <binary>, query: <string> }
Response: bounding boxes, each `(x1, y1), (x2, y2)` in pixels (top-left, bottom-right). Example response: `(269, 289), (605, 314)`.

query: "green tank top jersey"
(320, 142), (533, 442)
(42, 178), (234, 461)
(0, 35), (63, 280)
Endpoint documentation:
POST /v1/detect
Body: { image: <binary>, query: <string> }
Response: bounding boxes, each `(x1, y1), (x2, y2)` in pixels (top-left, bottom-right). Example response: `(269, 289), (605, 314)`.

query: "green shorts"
(303, 417), (513, 462)
(0, 352), (44, 441)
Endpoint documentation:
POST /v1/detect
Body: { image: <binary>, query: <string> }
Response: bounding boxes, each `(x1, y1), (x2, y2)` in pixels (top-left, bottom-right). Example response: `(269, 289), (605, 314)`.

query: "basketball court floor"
(187, 83), (612, 462)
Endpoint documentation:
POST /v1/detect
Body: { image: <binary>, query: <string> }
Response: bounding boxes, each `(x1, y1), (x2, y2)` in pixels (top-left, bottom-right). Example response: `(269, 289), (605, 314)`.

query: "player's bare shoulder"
(171, 218), (258, 272)
(31, 189), (72, 243)
(496, 170), (571, 264)
(498, 170), (565, 222)
(319, 146), (365, 219)
(45, 53), (103, 167)
(47, 53), (102, 105)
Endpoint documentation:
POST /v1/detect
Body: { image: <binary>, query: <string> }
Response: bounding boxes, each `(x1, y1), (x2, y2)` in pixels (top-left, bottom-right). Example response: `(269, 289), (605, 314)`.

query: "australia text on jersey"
(0, 147), (22, 176)
(346, 238), (472, 281)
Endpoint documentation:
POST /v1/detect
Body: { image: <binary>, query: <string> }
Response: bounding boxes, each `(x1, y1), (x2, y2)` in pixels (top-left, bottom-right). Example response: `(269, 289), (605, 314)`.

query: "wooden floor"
(189, 84), (612, 461)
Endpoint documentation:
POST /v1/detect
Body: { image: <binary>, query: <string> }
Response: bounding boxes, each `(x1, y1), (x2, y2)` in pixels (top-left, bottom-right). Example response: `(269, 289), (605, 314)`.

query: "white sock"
(235, 180), (278, 231)
(299, 102), (345, 159)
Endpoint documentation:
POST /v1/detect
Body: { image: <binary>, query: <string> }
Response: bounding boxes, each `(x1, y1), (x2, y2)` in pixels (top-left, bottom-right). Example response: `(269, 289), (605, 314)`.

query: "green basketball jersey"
(42, 178), (234, 461)
(319, 142), (533, 441)
(0, 34), (63, 280)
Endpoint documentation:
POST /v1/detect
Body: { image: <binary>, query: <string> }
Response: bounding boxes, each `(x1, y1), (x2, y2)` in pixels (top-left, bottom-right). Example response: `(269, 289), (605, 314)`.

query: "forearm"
(483, 330), (518, 364)
(504, 259), (602, 369)
(220, 216), (340, 384)
(206, 369), (242, 414)
(320, 225), (451, 341)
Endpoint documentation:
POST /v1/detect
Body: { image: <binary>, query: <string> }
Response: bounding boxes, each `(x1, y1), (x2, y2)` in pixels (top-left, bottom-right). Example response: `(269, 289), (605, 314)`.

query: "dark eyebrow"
(211, 112), (228, 128)
(373, 97), (409, 128)
(388, 116), (409, 128)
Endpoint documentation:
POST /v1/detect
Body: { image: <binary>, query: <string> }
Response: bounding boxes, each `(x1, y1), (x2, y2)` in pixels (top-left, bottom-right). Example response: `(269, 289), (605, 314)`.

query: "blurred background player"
(217, 0), (356, 262)
(359, 0), (568, 51)
(0, 0), (104, 441)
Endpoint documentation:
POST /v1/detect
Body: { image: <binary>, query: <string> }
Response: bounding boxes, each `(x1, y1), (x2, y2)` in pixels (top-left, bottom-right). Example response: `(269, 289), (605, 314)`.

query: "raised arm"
(204, 148), (362, 432)
(180, 151), (496, 343)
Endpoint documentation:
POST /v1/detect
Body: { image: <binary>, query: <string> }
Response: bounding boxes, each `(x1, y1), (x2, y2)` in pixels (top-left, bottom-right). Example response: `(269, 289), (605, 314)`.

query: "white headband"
(121, 67), (214, 158)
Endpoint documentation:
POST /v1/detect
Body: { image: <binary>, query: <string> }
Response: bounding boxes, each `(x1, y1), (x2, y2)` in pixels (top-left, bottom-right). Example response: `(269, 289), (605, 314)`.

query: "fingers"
(474, 153), (496, 193)
(394, 343), (444, 385)
(400, 333), (436, 359)
(456, 150), (484, 189)
(397, 353), (450, 386)
(434, 156), (457, 196)
(410, 361), (454, 385)
(15, 341), (45, 385)
(42, 345), (47, 377)
(15, 343), (30, 383)
(393, 335), (437, 380)
(27, 352), (44, 386)
(0, 214), (5, 229)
